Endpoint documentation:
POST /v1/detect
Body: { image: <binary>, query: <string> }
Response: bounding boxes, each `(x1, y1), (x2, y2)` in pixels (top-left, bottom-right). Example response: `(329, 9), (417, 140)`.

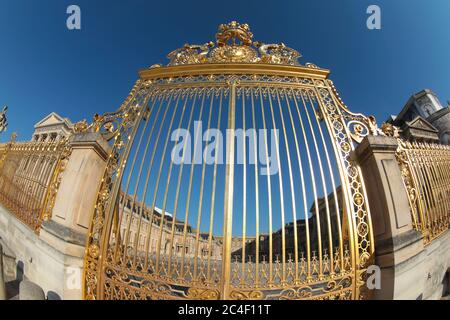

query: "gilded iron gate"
(396, 139), (450, 244)
(84, 22), (376, 300)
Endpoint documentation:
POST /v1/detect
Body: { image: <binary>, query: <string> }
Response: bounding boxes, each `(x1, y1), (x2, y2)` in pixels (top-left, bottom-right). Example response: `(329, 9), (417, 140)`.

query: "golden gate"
(83, 22), (376, 300)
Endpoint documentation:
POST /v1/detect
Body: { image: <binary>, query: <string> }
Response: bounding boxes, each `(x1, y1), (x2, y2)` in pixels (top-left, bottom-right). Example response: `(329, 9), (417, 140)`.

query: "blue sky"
(0, 0), (449, 142)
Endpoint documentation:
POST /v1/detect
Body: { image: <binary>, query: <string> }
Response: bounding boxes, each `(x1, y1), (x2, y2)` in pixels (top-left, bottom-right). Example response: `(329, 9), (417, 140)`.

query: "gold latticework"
(0, 137), (71, 233)
(83, 22), (376, 300)
(396, 140), (450, 244)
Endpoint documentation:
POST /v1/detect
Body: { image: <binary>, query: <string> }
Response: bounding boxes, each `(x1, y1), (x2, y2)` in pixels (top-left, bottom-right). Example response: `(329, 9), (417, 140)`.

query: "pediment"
(405, 116), (438, 132)
(34, 112), (68, 128)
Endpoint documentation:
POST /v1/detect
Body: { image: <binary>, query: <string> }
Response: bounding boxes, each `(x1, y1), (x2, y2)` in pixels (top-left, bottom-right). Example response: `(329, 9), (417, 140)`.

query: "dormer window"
(422, 104), (434, 118)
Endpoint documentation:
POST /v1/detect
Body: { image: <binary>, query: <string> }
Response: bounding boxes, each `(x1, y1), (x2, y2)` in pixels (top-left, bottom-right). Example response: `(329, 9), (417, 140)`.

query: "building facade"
(32, 112), (75, 142)
(116, 192), (225, 262)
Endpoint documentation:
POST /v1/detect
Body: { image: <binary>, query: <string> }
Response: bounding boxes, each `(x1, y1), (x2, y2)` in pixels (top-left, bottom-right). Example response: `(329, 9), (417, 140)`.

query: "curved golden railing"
(396, 140), (450, 244)
(83, 22), (376, 300)
(0, 138), (71, 233)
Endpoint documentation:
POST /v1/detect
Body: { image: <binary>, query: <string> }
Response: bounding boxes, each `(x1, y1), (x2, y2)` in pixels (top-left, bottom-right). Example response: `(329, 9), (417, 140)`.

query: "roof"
(403, 116), (439, 133)
(34, 112), (74, 129)
(396, 89), (436, 122)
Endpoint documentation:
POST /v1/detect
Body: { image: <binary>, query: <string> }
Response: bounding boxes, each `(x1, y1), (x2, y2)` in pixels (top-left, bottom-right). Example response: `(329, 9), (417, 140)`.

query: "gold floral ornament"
(380, 122), (400, 138)
(166, 21), (302, 66)
(92, 114), (105, 132)
(88, 244), (100, 259)
(74, 119), (89, 133)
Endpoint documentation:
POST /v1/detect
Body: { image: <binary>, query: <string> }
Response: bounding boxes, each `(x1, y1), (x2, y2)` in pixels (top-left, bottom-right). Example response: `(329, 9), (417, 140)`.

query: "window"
(442, 132), (450, 145)
(422, 104), (434, 118)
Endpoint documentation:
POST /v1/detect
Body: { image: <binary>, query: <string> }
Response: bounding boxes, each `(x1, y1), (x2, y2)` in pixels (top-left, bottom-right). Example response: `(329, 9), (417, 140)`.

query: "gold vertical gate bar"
(221, 80), (237, 299)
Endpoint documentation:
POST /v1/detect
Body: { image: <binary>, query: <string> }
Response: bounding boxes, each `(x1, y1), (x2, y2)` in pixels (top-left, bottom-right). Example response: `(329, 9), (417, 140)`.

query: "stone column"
(354, 135), (425, 300)
(36, 132), (110, 299)
(49, 132), (109, 232)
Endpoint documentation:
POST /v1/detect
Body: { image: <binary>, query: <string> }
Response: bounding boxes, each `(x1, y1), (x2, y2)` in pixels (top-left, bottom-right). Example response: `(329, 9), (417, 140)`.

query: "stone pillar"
(50, 132), (109, 233)
(37, 132), (110, 299)
(354, 135), (425, 300)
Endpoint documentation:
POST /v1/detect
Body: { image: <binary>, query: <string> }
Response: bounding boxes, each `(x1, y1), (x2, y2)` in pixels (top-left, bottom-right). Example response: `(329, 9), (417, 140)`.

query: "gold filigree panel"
(0, 139), (71, 233)
(396, 140), (450, 244)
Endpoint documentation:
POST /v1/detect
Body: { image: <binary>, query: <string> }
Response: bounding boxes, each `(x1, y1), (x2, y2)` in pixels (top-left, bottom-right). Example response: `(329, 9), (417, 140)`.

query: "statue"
(0, 106), (8, 133)
(167, 42), (214, 66)
(257, 42), (301, 65)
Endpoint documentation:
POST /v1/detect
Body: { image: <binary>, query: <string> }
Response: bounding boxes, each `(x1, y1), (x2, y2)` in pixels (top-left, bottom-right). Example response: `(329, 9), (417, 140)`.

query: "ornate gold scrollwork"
(41, 139), (72, 222)
(210, 45), (258, 63)
(187, 288), (221, 300)
(228, 290), (264, 300)
(167, 42), (214, 66)
(257, 42), (301, 66)
(165, 21), (302, 66)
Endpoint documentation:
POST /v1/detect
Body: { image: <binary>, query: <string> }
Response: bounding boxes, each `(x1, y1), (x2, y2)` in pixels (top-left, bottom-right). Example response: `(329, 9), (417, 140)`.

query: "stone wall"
(0, 203), (84, 299)
(0, 132), (109, 300)
(420, 231), (450, 299)
(429, 107), (450, 145)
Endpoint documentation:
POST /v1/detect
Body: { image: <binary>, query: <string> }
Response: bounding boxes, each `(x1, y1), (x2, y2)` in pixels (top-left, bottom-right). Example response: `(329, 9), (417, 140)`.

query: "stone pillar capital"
(353, 135), (398, 162)
(68, 132), (110, 161)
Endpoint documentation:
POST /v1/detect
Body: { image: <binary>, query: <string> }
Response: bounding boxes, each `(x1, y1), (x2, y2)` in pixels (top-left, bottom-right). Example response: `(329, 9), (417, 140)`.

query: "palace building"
(32, 112), (75, 142)
(387, 89), (450, 145)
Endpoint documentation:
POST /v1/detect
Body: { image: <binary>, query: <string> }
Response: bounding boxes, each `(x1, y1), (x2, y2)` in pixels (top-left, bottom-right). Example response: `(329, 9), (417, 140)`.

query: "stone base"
(421, 230), (450, 299)
(0, 204), (84, 300)
(374, 229), (450, 300)
(0, 238), (16, 282)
